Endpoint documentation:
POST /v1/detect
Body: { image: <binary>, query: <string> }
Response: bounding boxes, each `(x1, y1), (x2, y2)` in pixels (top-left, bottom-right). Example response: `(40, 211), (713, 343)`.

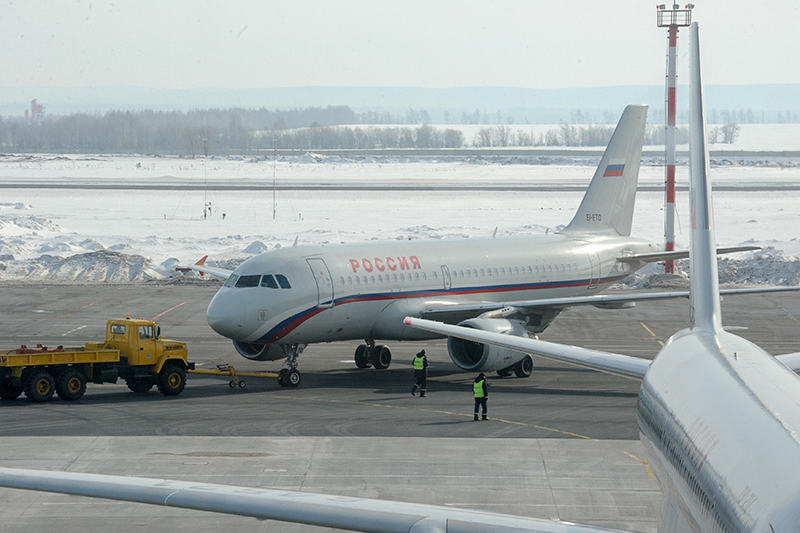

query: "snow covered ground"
(0, 152), (799, 286)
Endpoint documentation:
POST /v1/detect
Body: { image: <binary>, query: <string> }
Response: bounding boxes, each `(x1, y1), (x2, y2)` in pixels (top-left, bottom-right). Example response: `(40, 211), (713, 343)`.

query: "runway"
(0, 284), (798, 532)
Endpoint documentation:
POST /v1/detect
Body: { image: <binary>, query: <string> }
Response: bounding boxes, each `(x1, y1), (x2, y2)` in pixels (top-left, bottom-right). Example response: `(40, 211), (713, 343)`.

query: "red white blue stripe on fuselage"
(254, 274), (627, 344)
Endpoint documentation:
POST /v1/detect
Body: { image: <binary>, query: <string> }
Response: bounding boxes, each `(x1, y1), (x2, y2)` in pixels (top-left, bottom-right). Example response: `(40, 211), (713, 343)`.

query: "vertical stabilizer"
(688, 23), (722, 332)
(560, 104), (648, 236)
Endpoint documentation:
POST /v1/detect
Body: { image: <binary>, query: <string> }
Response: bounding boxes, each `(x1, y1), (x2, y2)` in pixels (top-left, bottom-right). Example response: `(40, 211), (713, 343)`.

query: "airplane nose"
(207, 291), (247, 340)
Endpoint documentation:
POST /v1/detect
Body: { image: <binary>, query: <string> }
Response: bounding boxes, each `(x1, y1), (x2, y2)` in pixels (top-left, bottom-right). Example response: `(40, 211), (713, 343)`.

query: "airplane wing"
(405, 317), (650, 380)
(0, 467), (632, 533)
(619, 245), (760, 263)
(420, 286), (800, 324)
(186, 263), (234, 279)
(176, 255), (234, 279)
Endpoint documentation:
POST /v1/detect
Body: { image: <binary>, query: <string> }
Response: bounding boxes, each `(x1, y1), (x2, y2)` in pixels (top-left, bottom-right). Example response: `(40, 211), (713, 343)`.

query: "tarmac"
(0, 283), (798, 532)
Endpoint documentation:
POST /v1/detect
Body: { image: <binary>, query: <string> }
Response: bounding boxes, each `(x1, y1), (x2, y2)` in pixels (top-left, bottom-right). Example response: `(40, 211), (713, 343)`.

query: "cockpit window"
(235, 275), (261, 288)
(224, 274), (239, 288)
(276, 274), (291, 289)
(261, 275), (278, 289)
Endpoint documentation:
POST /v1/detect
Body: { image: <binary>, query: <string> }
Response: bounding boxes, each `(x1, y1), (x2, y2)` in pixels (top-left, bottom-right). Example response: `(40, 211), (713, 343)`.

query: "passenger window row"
(225, 274), (292, 289)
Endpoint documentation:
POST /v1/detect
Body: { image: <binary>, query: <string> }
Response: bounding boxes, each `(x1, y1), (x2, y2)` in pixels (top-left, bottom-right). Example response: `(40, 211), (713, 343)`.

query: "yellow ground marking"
(324, 398), (659, 489)
(641, 322), (665, 346)
(623, 451), (657, 483)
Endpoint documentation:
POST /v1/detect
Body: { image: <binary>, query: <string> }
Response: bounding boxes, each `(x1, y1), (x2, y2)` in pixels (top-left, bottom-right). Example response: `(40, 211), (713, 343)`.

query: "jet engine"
(232, 341), (284, 361)
(446, 318), (533, 376)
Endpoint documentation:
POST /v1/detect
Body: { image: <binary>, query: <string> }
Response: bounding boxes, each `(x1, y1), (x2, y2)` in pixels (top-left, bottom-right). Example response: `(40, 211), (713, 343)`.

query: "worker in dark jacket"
(473, 373), (488, 420)
(411, 349), (428, 397)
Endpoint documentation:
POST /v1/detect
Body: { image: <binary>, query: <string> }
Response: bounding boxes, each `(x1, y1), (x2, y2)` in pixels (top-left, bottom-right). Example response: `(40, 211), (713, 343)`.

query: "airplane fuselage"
(206, 232), (656, 357)
(639, 328), (800, 532)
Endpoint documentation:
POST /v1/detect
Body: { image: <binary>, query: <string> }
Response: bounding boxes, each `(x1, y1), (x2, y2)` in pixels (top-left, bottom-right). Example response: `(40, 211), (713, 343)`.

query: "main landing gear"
(277, 344), (305, 387)
(354, 340), (392, 370)
(496, 354), (533, 378)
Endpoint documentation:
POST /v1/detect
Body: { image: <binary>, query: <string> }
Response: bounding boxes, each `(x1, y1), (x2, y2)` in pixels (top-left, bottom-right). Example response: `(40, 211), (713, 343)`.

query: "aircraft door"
(306, 258), (335, 308)
(588, 252), (600, 289)
(441, 265), (451, 290)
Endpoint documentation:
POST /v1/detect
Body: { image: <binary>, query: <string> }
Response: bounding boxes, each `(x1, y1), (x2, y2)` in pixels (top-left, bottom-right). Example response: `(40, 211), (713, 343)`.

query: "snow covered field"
(0, 152), (799, 285)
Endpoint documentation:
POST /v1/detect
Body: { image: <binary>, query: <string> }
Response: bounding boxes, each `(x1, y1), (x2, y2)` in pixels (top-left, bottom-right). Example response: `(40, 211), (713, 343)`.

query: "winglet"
(688, 22), (722, 332)
(195, 255), (209, 277)
(560, 104), (648, 237)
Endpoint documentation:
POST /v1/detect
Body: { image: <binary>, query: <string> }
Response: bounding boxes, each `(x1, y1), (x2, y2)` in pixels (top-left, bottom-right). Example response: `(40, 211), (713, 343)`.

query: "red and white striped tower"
(657, 4), (693, 273)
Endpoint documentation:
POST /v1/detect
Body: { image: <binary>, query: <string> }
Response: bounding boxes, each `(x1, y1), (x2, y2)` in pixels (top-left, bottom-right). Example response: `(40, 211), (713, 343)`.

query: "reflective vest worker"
(411, 350), (428, 397)
(473, 373), (488, 420)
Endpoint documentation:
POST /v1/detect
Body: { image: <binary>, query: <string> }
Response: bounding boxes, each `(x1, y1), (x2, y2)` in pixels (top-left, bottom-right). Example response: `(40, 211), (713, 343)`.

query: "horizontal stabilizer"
(618, 245), (760, 263)
(420, 286), (800, 323)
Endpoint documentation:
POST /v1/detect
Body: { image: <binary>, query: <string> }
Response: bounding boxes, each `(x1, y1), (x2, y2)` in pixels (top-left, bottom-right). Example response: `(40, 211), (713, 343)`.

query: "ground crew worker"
(411, 349), (428, 397)
(474, 373), (488, 420)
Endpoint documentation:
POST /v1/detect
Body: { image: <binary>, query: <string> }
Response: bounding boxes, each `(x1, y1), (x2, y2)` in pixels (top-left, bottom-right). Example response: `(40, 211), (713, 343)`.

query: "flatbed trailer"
(0, 317), (193, 402)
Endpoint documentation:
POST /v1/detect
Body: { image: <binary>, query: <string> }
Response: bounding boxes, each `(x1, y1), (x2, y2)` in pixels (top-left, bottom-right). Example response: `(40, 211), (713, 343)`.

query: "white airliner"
(186, 105), (762, 387)
(0, 22), (799, 533)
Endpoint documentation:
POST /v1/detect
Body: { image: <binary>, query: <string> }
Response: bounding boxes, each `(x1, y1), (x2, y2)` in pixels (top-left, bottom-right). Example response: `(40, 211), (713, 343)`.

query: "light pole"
(657, 3), (693, 273)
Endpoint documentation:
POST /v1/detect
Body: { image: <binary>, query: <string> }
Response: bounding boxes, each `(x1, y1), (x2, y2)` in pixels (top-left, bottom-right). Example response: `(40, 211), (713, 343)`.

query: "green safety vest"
(474, 380), (485, 398)
(413, 355), (426, 370)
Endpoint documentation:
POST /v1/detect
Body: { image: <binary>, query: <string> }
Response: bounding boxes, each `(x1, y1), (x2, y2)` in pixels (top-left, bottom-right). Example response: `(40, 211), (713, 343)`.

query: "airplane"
(182, 104), (760, 387)
(1, 22), (799, 533)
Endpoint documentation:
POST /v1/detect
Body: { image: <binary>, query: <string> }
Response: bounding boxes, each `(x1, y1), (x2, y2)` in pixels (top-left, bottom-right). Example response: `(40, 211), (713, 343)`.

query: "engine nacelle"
(446, 318), (531, 372)
(232, 341), (284, 361)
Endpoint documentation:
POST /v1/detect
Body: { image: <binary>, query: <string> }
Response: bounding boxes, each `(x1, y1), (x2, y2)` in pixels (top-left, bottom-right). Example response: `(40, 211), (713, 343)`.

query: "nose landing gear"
(277, 344), (305, 387)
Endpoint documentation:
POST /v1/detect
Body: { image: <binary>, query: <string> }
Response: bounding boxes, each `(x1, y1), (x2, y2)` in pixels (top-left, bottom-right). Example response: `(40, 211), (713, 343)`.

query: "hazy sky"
(4, 0), (800, 89)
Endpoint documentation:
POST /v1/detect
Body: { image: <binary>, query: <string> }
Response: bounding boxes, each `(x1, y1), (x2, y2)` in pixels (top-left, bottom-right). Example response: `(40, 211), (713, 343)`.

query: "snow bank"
(0, 154), (798, 285)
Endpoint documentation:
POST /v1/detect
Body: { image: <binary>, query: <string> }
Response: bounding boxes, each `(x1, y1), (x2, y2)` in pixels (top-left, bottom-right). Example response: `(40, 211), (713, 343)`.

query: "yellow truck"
(0, 317), (194, 402)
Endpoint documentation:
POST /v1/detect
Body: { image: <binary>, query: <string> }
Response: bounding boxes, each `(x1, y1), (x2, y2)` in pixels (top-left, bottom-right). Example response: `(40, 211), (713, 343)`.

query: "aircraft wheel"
(371, 345), (392, 370)
(229, 381), (237, 389)
(513, 355), (534, 378)
(56, 369), (87, 401)
(24, 370), (55, 402)
(354, 345), (372, 369)
(239, 380), (246, 389)
(496, 367), (513, 378)
(277, 368), (288, 386)
(285, 369), (301, 387)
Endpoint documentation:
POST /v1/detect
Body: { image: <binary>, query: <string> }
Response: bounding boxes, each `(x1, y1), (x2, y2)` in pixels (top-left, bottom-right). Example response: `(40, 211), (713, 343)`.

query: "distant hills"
(1, 84), (798, 124)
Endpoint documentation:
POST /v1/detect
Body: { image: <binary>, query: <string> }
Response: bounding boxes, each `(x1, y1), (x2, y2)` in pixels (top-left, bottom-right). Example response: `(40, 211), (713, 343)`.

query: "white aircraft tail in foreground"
(1, 23), (799, 533)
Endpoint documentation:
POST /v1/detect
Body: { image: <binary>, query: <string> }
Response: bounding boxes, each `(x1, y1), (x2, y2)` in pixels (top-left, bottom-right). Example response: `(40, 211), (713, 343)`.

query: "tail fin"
(560, 104), (648, 237)
(688, 23), (722, 332)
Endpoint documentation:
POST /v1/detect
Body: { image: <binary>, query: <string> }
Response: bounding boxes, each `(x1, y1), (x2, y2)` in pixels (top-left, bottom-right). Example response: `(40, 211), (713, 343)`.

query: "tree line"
(0, 106), (739, 154)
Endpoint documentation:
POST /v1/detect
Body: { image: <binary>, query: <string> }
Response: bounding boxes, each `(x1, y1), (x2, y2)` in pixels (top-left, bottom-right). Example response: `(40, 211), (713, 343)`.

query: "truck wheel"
(157, 363), (186, 396)
(56, 369), (87, 401)
(126, 378), (154, 394)
(24, 371), (55, 402)
(0, 380), (23, 400)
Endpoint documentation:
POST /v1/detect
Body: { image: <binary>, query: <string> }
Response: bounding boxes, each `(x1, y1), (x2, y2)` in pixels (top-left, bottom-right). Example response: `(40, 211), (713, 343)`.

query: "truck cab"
(101, 317), (188, 369)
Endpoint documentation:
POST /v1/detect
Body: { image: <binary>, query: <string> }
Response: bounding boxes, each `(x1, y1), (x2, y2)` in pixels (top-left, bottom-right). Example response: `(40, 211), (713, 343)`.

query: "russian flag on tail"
(603, 164), (625, 177)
